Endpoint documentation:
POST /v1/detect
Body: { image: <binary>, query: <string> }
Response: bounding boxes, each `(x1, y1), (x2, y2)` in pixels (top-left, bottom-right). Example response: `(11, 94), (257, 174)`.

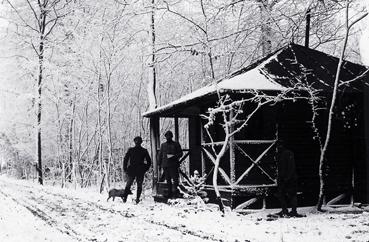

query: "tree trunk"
(316, 2), (367, 210)
(67, 102), (75, 183)
(211, 113), (231, 214)
(55, 102), (64, 187)
(61, 162), (65, 188)
(99, 173), (106, 194)
(106, 77), (113, 188)
(259, 0), (273, 56)
(84, 103), (89, 187)
(37, 6), (47, 185)
(97, 74), (104, 189)
(147, 0), (157, 110)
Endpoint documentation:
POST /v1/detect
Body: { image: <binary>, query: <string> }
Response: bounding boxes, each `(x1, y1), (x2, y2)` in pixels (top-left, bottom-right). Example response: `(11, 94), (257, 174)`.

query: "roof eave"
(142, 87), (287, 117)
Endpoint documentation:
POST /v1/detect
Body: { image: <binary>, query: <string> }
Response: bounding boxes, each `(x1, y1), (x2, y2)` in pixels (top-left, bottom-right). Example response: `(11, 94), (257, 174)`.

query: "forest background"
(0, 0), (368, 190)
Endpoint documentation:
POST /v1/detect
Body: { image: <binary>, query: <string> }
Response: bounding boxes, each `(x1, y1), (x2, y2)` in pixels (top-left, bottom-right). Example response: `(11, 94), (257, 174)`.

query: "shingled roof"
(144, 43), (369, 117)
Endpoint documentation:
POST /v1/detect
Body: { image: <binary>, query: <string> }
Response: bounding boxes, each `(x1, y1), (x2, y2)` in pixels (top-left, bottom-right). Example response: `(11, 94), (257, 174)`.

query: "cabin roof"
(144, 43), (369, 117)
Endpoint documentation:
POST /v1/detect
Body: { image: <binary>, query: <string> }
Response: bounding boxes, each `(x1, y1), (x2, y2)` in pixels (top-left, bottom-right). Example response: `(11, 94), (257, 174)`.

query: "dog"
(107, 188), (132, 202)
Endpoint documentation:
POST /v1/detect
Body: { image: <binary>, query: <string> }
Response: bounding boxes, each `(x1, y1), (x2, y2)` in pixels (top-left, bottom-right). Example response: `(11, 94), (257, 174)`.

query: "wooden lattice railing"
(200, 139), (278, 189)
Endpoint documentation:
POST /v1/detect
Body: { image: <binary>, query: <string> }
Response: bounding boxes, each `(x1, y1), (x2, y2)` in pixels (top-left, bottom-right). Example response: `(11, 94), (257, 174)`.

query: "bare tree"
(5, 0), (71, 185)
(315, 0), (368, 211)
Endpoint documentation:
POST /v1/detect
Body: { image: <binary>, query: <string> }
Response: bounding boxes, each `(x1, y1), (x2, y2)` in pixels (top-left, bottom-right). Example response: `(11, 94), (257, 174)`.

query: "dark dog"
(107, 188), (132, 202)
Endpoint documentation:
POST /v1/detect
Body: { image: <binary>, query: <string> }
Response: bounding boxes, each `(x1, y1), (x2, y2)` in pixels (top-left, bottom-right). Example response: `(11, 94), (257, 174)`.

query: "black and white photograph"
(1, 0), (369, 241)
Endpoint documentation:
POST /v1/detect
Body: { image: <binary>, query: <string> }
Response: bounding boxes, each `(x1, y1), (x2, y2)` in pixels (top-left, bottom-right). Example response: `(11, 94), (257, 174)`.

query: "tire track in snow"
(2, 180), (220, 241)
(38, 191), (220, 241)
(0, 183), (125, 241)
(41, 189), (221, 241)
(0, 179), (219, 241)
(0, 188), (83, 241)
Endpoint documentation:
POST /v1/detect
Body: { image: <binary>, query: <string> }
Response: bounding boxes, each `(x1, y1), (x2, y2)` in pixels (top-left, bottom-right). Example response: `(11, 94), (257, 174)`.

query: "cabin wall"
(198, 95), (367, 208)
(278, 94), (368, 206)
(151, 91), (368, 207)
(326, 92), (366, 204)
(364, 87), (369, 203)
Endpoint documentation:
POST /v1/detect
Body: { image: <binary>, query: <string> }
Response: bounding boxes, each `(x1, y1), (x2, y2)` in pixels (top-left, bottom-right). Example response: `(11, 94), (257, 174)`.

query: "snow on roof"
(143, 43), (369, 117)
(143, 49), (286, 117)
(219, 67), (286, 90)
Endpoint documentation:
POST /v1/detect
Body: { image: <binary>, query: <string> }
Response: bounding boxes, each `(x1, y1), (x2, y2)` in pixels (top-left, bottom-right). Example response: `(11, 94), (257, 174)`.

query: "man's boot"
(288, 196), (304, 217)
(289, 210), (305, 217)
(275, 209), (289, 217)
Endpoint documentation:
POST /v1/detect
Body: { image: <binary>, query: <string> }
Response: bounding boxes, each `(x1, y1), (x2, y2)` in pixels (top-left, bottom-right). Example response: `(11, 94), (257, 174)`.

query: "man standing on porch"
(158, 130), (183, 198)
(276, 140), (304, 217)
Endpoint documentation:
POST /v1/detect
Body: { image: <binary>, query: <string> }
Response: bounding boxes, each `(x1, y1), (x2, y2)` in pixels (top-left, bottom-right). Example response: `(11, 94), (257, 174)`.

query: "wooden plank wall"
(278, 95), (367, 205)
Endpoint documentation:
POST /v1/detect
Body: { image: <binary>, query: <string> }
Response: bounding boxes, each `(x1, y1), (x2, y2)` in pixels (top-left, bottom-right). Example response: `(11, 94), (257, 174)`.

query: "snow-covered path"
(0, 182), (76, 242)
(0, 177), (214, 242)
(1, 176), (369, 242)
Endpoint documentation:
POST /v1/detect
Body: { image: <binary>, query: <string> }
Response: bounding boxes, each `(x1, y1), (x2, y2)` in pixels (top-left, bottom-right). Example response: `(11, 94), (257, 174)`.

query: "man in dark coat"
(158, 130), (183, 198)
(122, 136), (151, 204)
(276, 140), (303, 217)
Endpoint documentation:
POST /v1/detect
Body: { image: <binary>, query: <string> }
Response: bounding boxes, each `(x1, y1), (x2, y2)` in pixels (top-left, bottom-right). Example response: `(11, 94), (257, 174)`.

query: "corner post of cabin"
(365, 86), (369, 203)
(229, 110), (236, 185)
(150, 116), (160, 194)
(228, 110), (236, 208)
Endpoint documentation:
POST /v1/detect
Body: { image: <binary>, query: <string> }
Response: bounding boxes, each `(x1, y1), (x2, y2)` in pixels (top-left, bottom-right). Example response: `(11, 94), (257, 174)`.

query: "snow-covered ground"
(0, 175), (369, 242)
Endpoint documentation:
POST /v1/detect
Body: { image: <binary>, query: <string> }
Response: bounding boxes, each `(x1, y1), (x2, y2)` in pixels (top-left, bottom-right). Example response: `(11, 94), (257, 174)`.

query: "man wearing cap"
(158, 130), (183, 198)
(122, 136), (151, 204)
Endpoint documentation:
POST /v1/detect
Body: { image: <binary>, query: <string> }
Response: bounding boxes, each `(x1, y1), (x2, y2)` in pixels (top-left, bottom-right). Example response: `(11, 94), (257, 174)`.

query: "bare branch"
(160, 0), (207, 35)
(348, 12), (368, 30)
(25, 0), (41, 27)
(5, 0), (39, 33)
(339, 69), (369, 87)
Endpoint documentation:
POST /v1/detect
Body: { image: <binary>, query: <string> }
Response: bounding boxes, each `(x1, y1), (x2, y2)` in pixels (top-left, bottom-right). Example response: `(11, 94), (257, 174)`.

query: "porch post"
(174, 117), (179, 142)
(189, 116), (202, 175)
(150, 116), (160, 194)
(200, 120), (206, 176)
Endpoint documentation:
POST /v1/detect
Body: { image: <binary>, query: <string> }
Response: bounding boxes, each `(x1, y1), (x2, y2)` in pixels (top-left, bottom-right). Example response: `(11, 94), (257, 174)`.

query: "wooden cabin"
(143, 43), (369, 209)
